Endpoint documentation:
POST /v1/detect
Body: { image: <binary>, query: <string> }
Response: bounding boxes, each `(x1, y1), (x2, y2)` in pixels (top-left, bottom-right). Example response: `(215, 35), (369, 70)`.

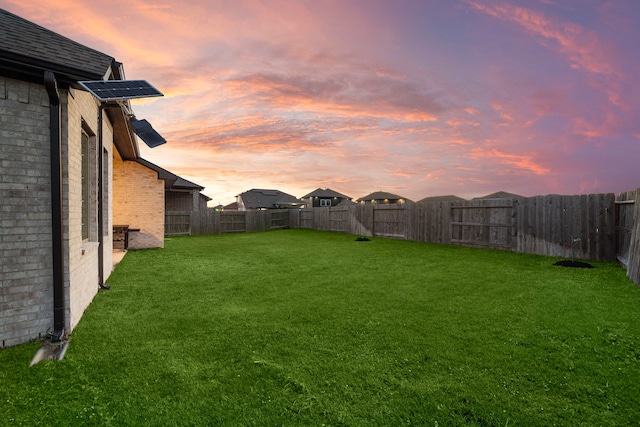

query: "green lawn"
(2, 229), (640, 426)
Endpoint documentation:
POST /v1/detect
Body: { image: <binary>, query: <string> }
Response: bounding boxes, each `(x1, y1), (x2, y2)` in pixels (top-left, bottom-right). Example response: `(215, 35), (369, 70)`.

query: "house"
(417, 195), (466, 203)
(0, 9), (167, 348)
(473, 191), (524, 201)
(301, 188), (355, 207)
(236, 189), (306, 210)
(134, 159), (210, 239)
(223, 201), (239, 211)
(136, 159), (211, 213)
(357, 191), (412, 205)
(112, 158), (168, 250)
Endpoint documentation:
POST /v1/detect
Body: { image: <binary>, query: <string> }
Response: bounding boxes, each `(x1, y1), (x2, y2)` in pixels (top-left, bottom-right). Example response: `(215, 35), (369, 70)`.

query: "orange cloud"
(471, 148), (550, 175)
(223, 70), (447, 122)
(447, 138), (475, 146)
(12, 0), (177, 66)
(388, 168), (419, 180)
(157, 113), (344, 155)
(446, 117), (481, 128)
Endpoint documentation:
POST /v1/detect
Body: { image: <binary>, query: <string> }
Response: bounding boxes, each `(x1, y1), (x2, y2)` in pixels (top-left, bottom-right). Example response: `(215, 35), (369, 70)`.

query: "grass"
(2, 229), (640, 426)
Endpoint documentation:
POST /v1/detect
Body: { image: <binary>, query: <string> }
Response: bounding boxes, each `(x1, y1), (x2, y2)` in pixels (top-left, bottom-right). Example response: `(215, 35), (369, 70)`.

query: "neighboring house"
(473, 191), (524, 201)
(357, 191), (413, 205)
(136, 159), (211, 213)
(0, 9), (166, 348)
(301, 188), (355, 207)
(237, 189), (306, 210)
(112, 158), (167, 250)
(133, 159), (210, 240)
(223, 201), (239, 211)
(417, 195), (466, 203)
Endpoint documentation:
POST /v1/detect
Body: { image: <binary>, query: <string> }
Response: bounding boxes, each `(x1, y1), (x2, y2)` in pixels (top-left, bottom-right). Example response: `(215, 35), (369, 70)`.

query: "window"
(81, 121), (97, 243)
(320, 198), (331, 207)
(81, 130), (89, 241)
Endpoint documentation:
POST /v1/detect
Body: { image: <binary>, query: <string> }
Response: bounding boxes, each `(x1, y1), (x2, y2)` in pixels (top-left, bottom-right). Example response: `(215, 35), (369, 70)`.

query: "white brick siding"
(113, 150), (165, 249)
(65, 88), (114, 331)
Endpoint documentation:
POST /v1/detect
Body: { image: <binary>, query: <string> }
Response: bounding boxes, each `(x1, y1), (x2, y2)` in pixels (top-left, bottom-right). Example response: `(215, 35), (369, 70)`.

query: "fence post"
(625, 188), (640, 285)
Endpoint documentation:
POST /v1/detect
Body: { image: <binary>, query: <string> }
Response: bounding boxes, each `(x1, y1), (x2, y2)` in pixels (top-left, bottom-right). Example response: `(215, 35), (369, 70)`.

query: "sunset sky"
(3, 0), (639, 204)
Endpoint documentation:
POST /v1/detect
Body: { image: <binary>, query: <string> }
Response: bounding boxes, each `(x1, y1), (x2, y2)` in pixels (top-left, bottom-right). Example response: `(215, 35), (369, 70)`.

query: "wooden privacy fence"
(295, 194), (618, 260)
(165, 189), (640, 286)
(165, 212), (191, 236)
(293, 189), (640, 286)
(165, 209), (290, 236)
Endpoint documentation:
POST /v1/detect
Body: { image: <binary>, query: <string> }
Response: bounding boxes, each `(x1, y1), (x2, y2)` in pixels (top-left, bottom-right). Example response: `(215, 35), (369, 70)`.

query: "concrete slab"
(113, 249), (127, 269)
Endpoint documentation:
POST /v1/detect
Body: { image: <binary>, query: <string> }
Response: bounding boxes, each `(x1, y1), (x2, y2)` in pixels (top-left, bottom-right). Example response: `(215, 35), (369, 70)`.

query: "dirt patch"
(553, 260), (594, 268)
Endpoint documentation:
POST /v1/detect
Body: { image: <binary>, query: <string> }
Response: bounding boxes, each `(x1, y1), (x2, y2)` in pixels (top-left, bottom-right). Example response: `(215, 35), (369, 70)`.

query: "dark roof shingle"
(238, 189), (305, 209)
(417, 195), (466, 203)
(474, 191), (523, 200)
(0, 8), (116, 82)
(302, 188), (351, 199)
(357, 191), (411, 202)
(136, 158), (205, 191)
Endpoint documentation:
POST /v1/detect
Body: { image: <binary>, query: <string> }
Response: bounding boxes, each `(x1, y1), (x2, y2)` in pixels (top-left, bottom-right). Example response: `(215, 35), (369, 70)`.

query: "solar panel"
(130, 118), (166, 148)
(78, 80), (163, 101)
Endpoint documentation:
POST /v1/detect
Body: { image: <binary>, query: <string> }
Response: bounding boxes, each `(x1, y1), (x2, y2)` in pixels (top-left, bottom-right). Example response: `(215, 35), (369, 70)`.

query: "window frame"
(81, 130), (90, 242)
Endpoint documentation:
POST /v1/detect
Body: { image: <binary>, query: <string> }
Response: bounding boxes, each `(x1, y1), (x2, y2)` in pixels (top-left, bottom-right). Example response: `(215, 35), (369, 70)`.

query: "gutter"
(97, 105), (110, 290)
(44, 71), (65, 341)
(1, 49), (106, 88)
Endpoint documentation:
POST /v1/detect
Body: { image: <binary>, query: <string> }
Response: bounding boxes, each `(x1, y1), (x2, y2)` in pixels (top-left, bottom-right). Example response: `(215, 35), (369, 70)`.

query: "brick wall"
(113, 150), (165, 249)
(0, 77), (118, 347)
(0, 77), (54, 347)
(65, 88), (113, 331)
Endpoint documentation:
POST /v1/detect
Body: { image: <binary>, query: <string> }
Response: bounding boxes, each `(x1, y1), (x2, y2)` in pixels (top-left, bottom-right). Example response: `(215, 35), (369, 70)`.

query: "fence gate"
(270, 210), (290, 229)
(329, 207), (349, 232)
(299, 209), (314, 229)
(450, 201), (514, 250)
(372, 205), (406, 239)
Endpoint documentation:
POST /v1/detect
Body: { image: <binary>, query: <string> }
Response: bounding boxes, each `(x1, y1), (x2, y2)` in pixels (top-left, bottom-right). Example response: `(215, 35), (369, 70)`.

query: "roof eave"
(0, 51), (139, 160)
(136, 158), (178, 187)
(0, 48), (113, 87)
(105, 104), (139, 161)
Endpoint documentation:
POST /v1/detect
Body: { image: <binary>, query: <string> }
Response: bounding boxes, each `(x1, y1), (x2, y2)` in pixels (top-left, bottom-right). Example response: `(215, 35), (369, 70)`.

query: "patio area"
(112, 249), (127, 269)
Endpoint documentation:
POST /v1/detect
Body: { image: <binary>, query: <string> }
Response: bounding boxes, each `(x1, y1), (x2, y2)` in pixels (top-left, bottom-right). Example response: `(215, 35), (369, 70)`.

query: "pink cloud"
(224, 69), (449, 122)
(464, 0), (619, 77)
(6, 1), (637, 203)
